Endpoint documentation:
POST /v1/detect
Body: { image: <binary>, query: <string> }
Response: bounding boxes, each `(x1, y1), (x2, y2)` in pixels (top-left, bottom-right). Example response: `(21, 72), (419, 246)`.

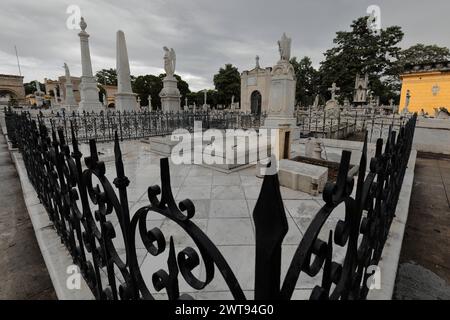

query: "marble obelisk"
(115, 30), (137, 112)
(78, 17), (102, 112)
(63, 63), (78, 111)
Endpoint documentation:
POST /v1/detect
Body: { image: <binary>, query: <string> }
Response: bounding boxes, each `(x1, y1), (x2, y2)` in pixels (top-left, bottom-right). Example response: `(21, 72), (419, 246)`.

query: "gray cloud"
(1, 0), (449, 91)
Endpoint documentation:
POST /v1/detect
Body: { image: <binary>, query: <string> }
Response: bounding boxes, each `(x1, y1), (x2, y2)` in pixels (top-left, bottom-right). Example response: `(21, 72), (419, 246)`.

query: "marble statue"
(405, 90), (411, 108)
(163, 46), (176, 77)
(64, 63), (71, 81)
(402, 90), (411, 114)
(62, 62), (77, 109)
(34, 80), (42, 94)
(278, 33), (291, 61)
(255, 55), (260, 69)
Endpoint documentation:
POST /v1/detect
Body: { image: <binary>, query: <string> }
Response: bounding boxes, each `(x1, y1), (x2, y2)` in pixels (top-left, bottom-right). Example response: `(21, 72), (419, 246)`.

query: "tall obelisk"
(115, 30), (137, 112)
(78, 17), (102, 112)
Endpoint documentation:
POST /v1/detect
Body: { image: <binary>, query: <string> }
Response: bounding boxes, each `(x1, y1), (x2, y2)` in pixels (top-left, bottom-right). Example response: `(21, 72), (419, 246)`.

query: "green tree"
(397, 44), (450, 67)
(213, 64), (240, 105)
(95, 68), (118, 86)
(132, 74), (163, 110)
(186, 90), (218, 107)
(24, 81), (45, 95)
(290, 56), (319, 106)
(319, 16), (404, 104)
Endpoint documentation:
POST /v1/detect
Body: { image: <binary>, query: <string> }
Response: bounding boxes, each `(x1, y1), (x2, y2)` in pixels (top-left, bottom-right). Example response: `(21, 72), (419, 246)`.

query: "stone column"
(115, 30), (137, 112)
(78, 17), (103, 112)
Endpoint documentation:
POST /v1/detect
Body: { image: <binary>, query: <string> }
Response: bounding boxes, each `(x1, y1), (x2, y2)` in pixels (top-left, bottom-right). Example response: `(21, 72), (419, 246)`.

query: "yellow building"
(400, 61), (450, 114)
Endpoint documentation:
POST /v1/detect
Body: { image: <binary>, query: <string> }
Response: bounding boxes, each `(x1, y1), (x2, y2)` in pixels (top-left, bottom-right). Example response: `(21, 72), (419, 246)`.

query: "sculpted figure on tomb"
(163, 46), (176, 77)
(278, 33), (291, 61)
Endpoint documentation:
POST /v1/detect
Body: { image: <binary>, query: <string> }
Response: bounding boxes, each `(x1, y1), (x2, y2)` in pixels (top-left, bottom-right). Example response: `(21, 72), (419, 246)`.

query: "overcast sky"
(1, 0), (449, 91)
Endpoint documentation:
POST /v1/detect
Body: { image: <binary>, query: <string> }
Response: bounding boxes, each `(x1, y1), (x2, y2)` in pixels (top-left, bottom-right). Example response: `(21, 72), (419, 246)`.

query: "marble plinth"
(160, 77), (181, 112)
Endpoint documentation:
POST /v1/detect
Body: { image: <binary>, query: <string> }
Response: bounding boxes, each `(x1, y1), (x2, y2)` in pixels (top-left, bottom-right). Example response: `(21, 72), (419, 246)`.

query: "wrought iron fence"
(5, 109), (417, 300)
(14, 109), (266, 143)
(295, 108), (412, 143)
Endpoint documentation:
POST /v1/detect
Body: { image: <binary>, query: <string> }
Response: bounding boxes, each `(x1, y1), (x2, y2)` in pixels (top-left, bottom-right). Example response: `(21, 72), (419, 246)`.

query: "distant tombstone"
(305, 137), (323, 160)
(434, 107), (450, 119)
(343, 98), (350, 107)
(353, 73), (369, 104)
(313, 94), (319, 108)
(328, 82), (340, 101)
(324, 83), (340, 116)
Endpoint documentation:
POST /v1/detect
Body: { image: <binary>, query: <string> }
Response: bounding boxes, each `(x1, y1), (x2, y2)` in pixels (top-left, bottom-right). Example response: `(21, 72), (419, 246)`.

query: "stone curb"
(7, 146), (94, 300)
(367, 150), (417, 300)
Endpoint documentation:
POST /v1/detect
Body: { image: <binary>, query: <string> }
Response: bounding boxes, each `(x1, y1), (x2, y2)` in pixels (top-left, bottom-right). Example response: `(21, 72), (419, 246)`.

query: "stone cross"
(328, 83), (340, 101)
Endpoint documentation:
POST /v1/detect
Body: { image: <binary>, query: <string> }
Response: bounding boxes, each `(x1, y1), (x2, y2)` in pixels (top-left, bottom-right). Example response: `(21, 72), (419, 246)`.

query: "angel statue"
(63, 63), (71, 81)
(163, 46), (176, 77)
(34, 80), (42, 94)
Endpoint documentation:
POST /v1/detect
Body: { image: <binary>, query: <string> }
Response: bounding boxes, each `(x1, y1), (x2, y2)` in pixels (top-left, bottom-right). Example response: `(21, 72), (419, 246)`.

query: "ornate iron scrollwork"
(4, 108), (417, 300)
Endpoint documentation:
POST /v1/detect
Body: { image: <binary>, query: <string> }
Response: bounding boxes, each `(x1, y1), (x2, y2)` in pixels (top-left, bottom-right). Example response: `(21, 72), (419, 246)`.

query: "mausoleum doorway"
(250, 90), (262, 114)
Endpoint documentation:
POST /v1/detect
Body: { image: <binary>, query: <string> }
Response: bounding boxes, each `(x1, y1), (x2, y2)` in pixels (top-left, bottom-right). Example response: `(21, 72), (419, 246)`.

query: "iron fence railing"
(295, 108), (412, 142)
(4, 107), (417, 300)
(20, 109), (265, 143)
